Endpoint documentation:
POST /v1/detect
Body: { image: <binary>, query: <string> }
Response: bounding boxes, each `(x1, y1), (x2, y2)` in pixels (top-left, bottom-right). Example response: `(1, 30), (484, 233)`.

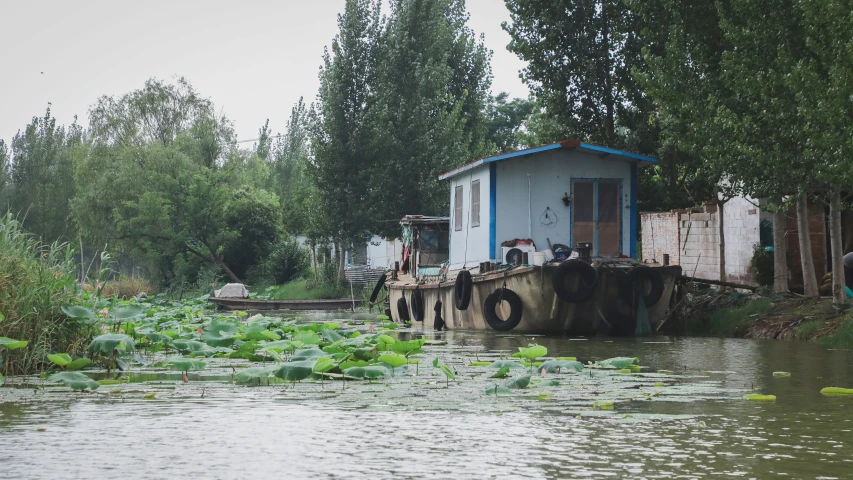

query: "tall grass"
(685, 297), (773, 336)
(0, 213), (89, 375)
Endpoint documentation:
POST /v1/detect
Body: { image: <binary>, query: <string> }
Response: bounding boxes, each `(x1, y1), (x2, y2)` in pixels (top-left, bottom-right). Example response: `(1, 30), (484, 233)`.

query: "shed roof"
(438, 139), (658, 181)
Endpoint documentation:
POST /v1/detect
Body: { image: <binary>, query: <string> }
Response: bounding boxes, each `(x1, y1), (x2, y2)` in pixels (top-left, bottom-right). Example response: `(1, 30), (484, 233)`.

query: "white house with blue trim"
(439, 140), (657, 270)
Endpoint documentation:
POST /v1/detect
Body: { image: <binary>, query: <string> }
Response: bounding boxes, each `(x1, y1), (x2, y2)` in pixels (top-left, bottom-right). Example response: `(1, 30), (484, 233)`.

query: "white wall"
(494, 149), (632, 257)
(641, 212), (680, 264)
(722, 195), (761, 284)
(448, 165), (491, 268)
(366, 236), (403, 269)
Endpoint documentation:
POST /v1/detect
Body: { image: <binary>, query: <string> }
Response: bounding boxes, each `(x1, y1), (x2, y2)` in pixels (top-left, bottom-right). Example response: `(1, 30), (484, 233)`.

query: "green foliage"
(517, 344), (547, 361)
(538, 360), (584, 374)
(50, 372), (100, 391)
(749, 244), (775, 287)
(164, 357), (207, 372)
(504, 375), (531, 390)
(264, 237), (310, 284)
(200, 319), (240, 347)
(88, 334), (135, 355)
(47, 353), (73, 367)
(686, 298), (773, 337)
(596, 357), (638, 369)
(343, 365), (388, 379)
(483, 93), (535, 153)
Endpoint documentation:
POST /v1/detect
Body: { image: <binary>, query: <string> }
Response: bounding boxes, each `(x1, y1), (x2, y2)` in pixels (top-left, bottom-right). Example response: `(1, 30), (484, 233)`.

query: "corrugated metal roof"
(438, 139), (658, 180)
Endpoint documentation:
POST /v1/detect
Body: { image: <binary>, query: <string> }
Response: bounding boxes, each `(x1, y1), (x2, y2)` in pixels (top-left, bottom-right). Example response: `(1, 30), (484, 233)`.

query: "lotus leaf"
(67, 358), (92, 371)
(200, 319), (240, 346)
(376, 315), (390, 321)
(111, 305), (146, 321)
(381, 322), (398, 330)
(556, 356), (577, 361)
(236, 366), (276, 383)
(50, 372), (100, 391)
(292, 331), (321, 345)
(0, 337), (28, 350)
(743, 393), (776, 401)
(88, 334), (135, 354)
(490, 367), (510, 378)
(339, 360), (369, 371)
(343, 366), (389, 379)
(262, 340), (296, 353)
(488, 360), (524, 370)
(773, 371), (791, 377)
(378, 334), (396, 345)
(389, 339), (425, 356)
(615, 368), (631, 374)
(165, 357), (207, 372)
(378, 353), (407, 368)
(291, 348), (326, 361)
(0, 372), (3, 385)
(538, 360), (583, 373)
(469, 361), (491, 367)
(505, 375), (531, 389)
(820, 387), (853, 395)
(144, 333), (173, 344)
(171, 340), (226, 357)
(47, 353), (73, 367)
(518, 344), (547, 360)
(274, 361), (317, 381)
(353, 348), (377, 361)
(61, 306), (97, 324)
(313, 357), (336, 374)
(597, 357), (638, 368)
(321, 329), (344, 342)
(594, 401), (615, 410)
(484, 385), (512, 395)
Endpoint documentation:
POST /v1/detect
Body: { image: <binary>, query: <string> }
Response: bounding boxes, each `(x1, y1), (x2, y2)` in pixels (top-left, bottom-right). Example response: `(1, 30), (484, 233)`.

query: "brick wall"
(640, 212), (680, 265)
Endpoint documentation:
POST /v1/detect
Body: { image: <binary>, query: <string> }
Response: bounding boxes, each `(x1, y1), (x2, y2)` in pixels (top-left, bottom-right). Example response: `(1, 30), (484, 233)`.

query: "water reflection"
(1, 322), (852, 479)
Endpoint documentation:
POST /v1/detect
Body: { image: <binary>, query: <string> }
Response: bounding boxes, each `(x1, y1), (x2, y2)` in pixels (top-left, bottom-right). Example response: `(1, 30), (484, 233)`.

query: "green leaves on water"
(172, 339), (226, 357)
(273, 361), (316, 381)
(0, 337), (28, 350)
(378, 353), (407, 368)
(67, 358), (92, 371)
(820, 387), (853, 396)
(504, 375), (531, 389)
(538, 360), (583, 373)
(744, 393), (776, 401)
(290, 348), (326, 361)
(110, 305), (146, 321)
(488, 360), (524, 370)
(88, 334), (135, 354)
(292, 330), (321, 345)
(47, 353), (73, 367)
(200, 319), (240, 346)
(596, 357), (638, 368)
(518, 344), (547, 360)
(490, 367), (511, 378)
(343, 366), (389, 379)
(61, 306), (97, 324)
(389, 339), (425, 357)
(236, 366), (275, 383)
(484, 385), (512, 395)
(772, 371), (791, 377)
(164, 357), (207, 372)
(432, 357), (455, 381)
(50, 372), (100, 391)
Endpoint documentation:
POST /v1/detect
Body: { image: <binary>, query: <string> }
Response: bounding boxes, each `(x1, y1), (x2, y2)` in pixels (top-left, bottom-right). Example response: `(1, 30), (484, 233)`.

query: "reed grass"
(0, 213), (90, 375)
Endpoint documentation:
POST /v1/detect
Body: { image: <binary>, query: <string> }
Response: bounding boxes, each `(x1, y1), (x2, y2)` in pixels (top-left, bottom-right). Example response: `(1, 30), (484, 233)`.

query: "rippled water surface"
(2, 314), (852, 479)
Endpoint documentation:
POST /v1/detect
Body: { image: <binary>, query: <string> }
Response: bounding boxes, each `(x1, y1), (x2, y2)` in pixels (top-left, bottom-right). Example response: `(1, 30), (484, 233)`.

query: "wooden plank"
(208, 297), (362, 311)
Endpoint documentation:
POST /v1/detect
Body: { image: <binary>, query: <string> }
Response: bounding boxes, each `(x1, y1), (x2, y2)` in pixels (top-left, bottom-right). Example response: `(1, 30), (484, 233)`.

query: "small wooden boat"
(208, 296), (362, 311)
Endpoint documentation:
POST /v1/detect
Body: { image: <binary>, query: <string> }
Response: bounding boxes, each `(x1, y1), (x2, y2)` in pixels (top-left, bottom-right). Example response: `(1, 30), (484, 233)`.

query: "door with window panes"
(571, 180), (621, 256)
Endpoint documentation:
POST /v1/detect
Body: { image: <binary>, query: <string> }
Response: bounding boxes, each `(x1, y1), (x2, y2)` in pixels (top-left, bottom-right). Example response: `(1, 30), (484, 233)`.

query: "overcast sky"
(0, 0), (528, 145)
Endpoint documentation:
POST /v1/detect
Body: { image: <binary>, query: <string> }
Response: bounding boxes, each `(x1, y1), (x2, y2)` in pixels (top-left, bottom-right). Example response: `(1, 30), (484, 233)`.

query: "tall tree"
(504, 0), (649, 148)
(483, 93), (534, 153)
(367, 0), (492, 236)
(311, 0), (383, 279)
(0, 140), (9, 206)
(8, 106), (81, 243)
(270, 98), (311, 235)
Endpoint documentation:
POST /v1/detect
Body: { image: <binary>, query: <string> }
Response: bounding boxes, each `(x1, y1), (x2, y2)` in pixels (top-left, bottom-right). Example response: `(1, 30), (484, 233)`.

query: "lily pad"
(67, 358), (92, 371)
(88, 334), (135, 354)
(0, 337), (28, 350)
(488, 360), (524, 370)
(597, 357), (638, 368)
(164, 357), (207, 372)
(820, 387), (853, 396)
(378, 353), (407, 368)
(236, 366), (276, 383)
(273, 361), (316, 382)
(538, 360), (583, 373)
(343, 366), (389, 379)
(490, 367), (511, 378)
(47, 353), (73, 367)
(505, 375), (531, 389)
(772, 371), (791, 377)
(200, 319), (240, 346)
(743, 393), (776, 401)
(49, 372), (100, 391)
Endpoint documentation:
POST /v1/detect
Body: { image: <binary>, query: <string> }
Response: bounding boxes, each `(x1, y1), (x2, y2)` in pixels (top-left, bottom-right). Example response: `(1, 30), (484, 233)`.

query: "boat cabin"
(398, 215), (450, 280)
(439, 140), (657, 269)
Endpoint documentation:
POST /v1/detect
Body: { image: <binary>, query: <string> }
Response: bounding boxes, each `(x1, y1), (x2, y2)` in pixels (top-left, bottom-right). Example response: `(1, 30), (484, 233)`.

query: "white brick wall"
(722, 196), (761, 284)
(680, 212), (721, 280)
(641, 212), (680, 264)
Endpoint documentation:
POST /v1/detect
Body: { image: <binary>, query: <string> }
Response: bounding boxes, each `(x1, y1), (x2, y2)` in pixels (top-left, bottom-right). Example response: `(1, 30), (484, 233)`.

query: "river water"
(1, 316), (852, 479)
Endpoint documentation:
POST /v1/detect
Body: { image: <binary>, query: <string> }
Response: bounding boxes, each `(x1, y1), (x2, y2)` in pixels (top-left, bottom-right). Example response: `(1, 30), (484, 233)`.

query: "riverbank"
(677, 290), (853, 348)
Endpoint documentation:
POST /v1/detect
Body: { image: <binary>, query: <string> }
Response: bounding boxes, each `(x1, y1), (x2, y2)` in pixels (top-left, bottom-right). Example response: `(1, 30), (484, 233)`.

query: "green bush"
(749, 243), (775, 287)
(0, 213), (88, 374)
(266, 237), (310, 284)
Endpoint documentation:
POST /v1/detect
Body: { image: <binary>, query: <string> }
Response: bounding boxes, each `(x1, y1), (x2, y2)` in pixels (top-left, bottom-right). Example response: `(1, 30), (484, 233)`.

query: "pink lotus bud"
(183, 374), (189, 383)
(540, 368), (546, 377)
(197, 327), (203, 334)
(99, 325), (109, 333)
(368, 324), (375, 331)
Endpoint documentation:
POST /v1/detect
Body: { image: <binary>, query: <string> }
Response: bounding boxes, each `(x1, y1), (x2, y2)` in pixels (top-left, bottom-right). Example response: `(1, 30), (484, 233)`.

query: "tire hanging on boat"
(552, 259), (598, 303)
(369, 273), (387, 304)
(396, 295), (411, 322)
(483, 288), (523, 331)
(618, 266), (664, 307)
(410, 289), (425, 322)
(454, 270), (473, 310)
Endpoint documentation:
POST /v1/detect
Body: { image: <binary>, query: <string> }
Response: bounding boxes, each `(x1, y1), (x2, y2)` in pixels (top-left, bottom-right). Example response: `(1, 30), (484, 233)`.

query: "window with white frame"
(471, 180), (480, 227)
(454, 185), (463, 231)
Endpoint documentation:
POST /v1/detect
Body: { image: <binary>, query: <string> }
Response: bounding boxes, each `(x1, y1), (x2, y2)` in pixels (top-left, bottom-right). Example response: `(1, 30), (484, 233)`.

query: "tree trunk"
(829, 191), (847, 303)
(601, 0), (615, 146)
(311, 242), (318, 283)
(718, 200), (726, 284)
(335, 241), (345, 284)
(773, 208), (789, 294)
(796, 195), (819, 297)
(214, 256), (241, 283)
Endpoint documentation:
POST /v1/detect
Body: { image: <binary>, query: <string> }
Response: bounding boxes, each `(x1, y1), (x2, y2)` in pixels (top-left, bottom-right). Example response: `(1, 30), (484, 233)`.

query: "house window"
(471, 180), (481, 227)
(454, 185), (463, 231)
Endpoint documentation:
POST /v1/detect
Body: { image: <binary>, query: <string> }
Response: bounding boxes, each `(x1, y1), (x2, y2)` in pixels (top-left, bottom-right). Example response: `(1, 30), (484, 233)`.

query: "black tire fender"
(410, 289), (425, 322)
(454, 270), (473, 310)
(369, 273), (387, 304)
(618, 266), (665, 307)
(483, 288), (523, 331)
(396, 296), (411, 323)
(552, 260), (598, 303)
